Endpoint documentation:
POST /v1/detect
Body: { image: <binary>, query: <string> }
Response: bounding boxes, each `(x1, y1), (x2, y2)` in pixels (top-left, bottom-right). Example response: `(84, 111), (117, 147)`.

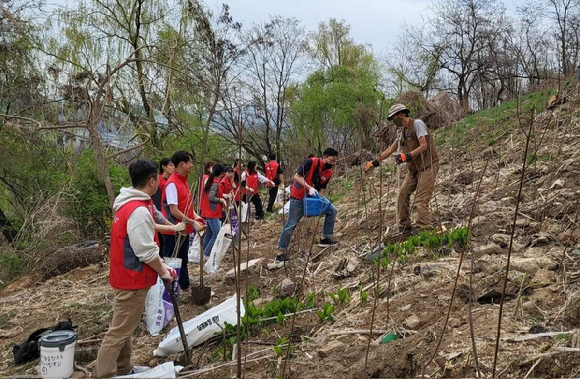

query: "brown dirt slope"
(1, 84), (580, 378)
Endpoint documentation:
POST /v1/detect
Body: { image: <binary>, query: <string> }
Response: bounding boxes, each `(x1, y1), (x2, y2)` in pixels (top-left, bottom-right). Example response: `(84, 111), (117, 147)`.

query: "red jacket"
(220, 176), (233, 195)
(201, 178), (223, 219)
(161, 172), (195, 234)
(265, 160), (279, 182)
(290, 157), (333, 200)
(109, 200), (158, 290)
(244, 170), (259, 195)
(158, 174), (168, 195)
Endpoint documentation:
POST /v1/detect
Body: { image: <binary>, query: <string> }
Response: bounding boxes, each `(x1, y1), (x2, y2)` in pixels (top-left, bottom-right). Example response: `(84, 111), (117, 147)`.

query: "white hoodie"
(113, 187), (168, 264)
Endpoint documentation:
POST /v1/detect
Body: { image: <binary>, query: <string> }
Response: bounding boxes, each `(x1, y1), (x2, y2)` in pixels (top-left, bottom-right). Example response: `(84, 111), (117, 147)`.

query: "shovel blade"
(191, 286), (211, 306)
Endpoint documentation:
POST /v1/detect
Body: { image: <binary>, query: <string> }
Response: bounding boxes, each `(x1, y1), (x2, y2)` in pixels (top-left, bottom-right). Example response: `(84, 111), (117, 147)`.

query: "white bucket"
(39, 330), (77, 378)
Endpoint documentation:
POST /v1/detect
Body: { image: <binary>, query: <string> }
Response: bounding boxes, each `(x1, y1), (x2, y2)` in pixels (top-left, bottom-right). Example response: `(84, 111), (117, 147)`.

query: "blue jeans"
(277, 198), (337, 251)
(203, 218), (222, 257)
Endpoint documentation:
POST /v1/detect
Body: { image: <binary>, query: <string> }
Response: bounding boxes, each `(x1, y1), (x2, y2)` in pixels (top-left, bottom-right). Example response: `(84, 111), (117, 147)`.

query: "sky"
(45, 0), (525, 55)
(210, 0), (524, 56)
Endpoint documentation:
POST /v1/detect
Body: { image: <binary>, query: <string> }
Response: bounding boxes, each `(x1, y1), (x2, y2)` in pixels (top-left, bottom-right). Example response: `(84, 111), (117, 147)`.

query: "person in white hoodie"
(95, 160), (185, 378)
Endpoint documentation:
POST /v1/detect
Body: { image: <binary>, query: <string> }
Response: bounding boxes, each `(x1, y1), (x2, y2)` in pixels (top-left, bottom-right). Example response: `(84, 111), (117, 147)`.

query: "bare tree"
(421, 0), (502, 111)
(242, 16), (306, 161)
(548, 0), (580, 75)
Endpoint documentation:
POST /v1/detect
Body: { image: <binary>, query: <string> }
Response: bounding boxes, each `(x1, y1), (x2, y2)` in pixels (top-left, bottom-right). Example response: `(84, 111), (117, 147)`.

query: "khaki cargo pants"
(94, 288), (149, 378)
(397, 163), (439, 230)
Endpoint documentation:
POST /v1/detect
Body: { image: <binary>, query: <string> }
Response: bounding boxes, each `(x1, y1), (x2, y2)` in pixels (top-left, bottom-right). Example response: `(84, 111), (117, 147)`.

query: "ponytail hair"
(247, 161), (257, 174)
(204, 163), (225, 193)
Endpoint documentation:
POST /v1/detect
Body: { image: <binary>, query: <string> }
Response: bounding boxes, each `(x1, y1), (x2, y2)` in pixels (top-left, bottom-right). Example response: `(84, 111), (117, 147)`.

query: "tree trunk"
(198, 93), (220, 176)
(89, 101), (116, 208)
(132, 0), (158, 146)
(0, 206), (17, 243)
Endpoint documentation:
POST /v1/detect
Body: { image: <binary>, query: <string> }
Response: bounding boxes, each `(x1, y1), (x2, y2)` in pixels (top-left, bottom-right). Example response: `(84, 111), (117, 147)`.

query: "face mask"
(393, 117), (403, 127)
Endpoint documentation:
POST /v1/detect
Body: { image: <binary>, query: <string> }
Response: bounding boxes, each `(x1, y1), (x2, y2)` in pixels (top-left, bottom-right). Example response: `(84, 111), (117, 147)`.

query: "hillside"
(1, 84), (579, 378)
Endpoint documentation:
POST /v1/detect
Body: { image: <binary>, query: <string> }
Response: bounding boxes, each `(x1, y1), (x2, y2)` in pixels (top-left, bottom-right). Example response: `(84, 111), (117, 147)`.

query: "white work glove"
(308, 187), (318, 197)
(171, 222), (186, 233)
(160, 263), (177, 282)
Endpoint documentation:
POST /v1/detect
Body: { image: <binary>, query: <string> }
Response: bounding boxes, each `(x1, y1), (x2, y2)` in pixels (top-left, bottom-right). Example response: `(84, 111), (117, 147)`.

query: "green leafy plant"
(246, 285), (261, 303)
(274, 337), (291, 357)
(316, 302), (335, 323)
(359, 285), (368, 304)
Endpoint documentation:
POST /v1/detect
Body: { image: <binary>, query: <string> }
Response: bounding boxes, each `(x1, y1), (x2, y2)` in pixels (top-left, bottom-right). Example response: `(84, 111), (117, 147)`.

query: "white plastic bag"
(204, 223), (233, 274)
(115, 362), (178, 378)
(154, 295), (245, 356)
(274, 188), (285, 208)
(278, 200), (291, 215)
(144, 278), (165, 336)
(188, 232), (201, 263)
(143, 258), (181, 336)
(240, 202), (250, 223)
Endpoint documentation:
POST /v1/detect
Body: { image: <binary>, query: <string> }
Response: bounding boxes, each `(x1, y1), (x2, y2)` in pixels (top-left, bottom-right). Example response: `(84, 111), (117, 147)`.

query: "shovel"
(192, 230), (211, 306)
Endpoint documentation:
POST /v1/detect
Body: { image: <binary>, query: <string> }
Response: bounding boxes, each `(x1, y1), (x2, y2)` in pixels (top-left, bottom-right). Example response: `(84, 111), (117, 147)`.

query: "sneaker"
(266, 208), (273, 213)
(398, 226), (412, 234)
(275, 253), (290, 262)
(255, 215), (264, 220)
(318, 238), (338, 248)
(267, 253), (289, 270)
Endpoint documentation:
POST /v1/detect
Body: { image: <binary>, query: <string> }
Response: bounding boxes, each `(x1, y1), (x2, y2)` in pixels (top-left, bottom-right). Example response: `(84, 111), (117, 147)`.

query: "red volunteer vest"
(109, 199), (159, 290)
(161, 172), (195, 234)
(220, 176), (233, 195)
(265, 161), (279, 181)
(244, 170), (259, 195)
(201, 178), (223, 219)
(158, 175), (168, 195)
(290, 158), (333, 200)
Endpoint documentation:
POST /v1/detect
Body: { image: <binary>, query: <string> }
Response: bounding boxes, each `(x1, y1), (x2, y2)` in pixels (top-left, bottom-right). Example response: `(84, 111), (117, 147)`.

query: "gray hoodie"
(113, 187), (168, 264)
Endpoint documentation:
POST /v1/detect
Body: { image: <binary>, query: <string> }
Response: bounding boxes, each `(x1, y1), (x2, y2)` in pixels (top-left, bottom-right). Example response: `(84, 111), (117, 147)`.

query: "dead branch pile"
(398, 90), (464, 129)
(38, 240), (107, 280)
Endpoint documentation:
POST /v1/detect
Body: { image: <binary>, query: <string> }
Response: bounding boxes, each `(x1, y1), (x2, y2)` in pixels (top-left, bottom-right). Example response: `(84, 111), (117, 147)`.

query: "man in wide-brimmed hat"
(365, 104), (440, 233)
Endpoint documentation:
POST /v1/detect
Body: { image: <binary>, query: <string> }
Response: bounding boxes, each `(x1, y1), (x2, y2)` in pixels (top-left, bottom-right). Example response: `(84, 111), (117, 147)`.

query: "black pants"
(161, 234), (190, 290)
(243, 194), (264, 219)
(266, 186), (278, 212)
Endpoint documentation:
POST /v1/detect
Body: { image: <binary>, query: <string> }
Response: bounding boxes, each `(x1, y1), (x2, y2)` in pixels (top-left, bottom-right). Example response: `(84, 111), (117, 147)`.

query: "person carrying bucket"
(95, 160), (184, 378)
(274, 148), (339, 267)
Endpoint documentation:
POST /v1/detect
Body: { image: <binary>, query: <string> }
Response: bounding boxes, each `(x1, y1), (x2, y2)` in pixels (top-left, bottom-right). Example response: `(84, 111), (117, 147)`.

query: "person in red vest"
(201, 163), (227, 259)
(161, 151), (203, 291)
(265, 153), (285, 213)
(95, 160), (184, 378)
(220, 166), (234, 199)
(274, 148), (339, 265)
(199, 161), (215, 206)
(241, 161), (274, 220)
(151, 157), (174, 212)
(151, 157), (174, 253)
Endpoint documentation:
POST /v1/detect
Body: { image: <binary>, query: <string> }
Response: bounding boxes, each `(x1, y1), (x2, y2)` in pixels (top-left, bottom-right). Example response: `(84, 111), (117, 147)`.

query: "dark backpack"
(13, 319), (75, 365)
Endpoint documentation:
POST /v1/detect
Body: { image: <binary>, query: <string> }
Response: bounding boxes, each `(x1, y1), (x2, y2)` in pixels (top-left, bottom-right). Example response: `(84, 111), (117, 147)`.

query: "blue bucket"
(304, 195), (331, 217)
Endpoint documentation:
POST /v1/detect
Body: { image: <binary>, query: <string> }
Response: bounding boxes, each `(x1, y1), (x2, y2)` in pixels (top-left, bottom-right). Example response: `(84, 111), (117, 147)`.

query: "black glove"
(395, 153), (412, 165)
